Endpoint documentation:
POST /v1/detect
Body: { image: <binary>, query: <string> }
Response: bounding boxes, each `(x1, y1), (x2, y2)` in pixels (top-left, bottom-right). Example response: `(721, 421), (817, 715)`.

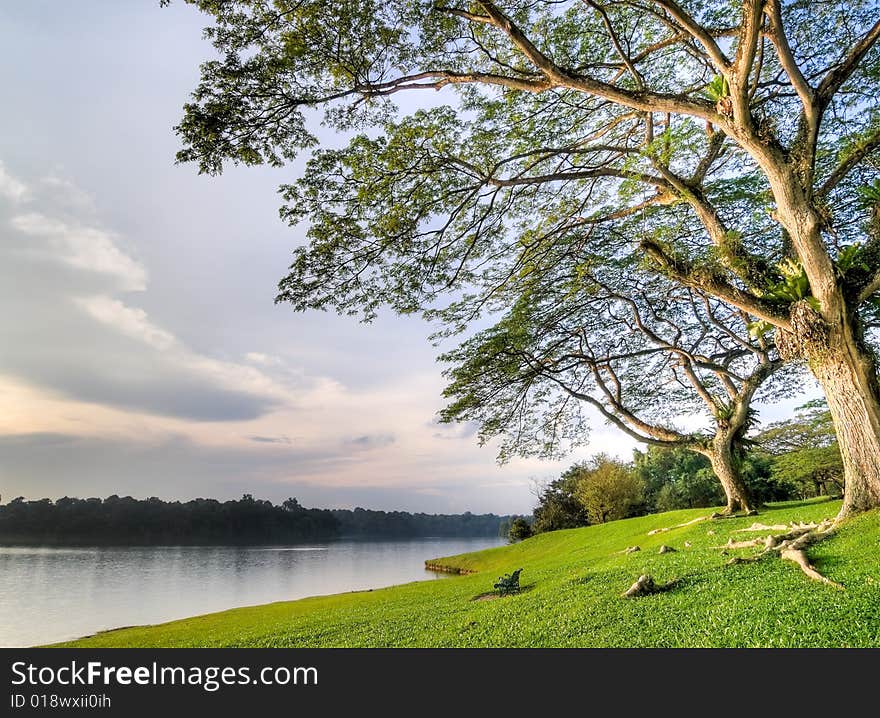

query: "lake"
(0, 537), (504, 647)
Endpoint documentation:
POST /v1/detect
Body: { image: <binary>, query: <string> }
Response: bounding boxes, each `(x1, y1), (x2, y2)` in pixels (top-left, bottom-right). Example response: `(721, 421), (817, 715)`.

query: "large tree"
(439, 267), (785, 513)
(171, 0), (880, 518)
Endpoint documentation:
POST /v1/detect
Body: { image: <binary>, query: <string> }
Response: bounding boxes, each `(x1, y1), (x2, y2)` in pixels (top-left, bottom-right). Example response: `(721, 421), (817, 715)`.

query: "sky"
(0, 0), (634, 514)
(0, 2), (813, 514)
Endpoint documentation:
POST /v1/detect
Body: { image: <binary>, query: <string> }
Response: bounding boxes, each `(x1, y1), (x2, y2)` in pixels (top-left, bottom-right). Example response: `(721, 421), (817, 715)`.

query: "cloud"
(0, 170), (297, 422)
(249, 435), (292, 444)
(430, 420), (480, 441)
(75, 295), (176, 350)
(40, 173), (95, 212)
(346, 433), (396, 450)
(245, 352), (283, 367)
(0, 161), (29, 203)
(10, 212), (147, 291)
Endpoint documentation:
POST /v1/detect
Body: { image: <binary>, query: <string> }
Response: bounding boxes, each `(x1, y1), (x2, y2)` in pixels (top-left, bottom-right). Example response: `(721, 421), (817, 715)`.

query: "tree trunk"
(706, 433), (755, 514)
(779, 301), (880, 519)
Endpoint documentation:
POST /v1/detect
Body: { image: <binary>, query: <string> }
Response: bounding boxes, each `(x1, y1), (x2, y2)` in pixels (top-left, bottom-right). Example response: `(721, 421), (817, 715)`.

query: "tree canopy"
(170, 0), (880, 518)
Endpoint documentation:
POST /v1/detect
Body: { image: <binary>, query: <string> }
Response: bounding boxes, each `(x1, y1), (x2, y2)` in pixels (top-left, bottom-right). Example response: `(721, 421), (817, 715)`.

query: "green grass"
(52, 499), (880, 647)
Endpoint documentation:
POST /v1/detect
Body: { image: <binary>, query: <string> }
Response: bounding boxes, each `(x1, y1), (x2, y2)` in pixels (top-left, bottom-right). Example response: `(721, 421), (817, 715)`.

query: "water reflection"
(0, 537), (503, 647)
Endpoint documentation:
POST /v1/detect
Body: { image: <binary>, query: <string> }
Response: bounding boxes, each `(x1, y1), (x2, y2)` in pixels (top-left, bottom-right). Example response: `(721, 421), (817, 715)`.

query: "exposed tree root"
(715, 537), (768, 550)
(725, 556), (759, 566)
(647, 511), (766, 537)
(733, 522), (789, 533)
(647, 515), (711, 535)
(781, 547), (843, 589)
(716, 519), (842, 588)
(622, 574), (679, 598)
(623, 574), (656, 597)
(710, 509), (758, 519)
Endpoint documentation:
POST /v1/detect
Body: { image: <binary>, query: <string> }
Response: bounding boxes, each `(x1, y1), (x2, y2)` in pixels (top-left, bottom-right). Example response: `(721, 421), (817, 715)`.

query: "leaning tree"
(170, 0), (880, 518)
(439, 262), (788, 514)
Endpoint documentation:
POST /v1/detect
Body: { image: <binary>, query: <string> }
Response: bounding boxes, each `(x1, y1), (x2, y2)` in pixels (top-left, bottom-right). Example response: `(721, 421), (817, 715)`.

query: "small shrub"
(508, 517), (533, 542)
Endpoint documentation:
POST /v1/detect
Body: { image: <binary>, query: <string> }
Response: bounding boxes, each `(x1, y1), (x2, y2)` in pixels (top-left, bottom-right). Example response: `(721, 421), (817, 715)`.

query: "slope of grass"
(53, 499), (880, 647)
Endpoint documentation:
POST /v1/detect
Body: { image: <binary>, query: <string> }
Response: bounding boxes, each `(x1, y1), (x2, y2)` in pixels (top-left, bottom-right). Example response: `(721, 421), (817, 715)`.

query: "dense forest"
(0, 494), (510, 545)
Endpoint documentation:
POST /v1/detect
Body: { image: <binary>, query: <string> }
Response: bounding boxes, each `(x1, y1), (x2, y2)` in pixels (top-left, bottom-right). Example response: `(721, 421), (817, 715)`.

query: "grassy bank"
(53, 499), (880, 647)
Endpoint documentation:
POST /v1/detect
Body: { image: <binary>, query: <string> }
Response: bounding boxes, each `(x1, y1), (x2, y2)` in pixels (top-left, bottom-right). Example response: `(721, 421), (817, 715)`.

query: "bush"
(574, 456), (646, 524)
(508, 517), (534, 542)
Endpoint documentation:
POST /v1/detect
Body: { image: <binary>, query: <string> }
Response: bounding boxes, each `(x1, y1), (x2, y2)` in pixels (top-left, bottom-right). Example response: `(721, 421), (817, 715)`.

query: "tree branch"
(732, 0), (764, 114)
(349, 70), (554, 97)
(584, 0), (644, 88)
(690, 131), (726, 185)
(433, 5), (493, 24)
(765, 0), (814, 112)
(816, 18), (880, 106)
(817, 125), (880, 197)
(474, 0), (718, 120)
(546, 372), (695, 447)
(641, 238), (791, 328)
(857, 269), (880, 304)
(648, 0), (732, 71)
(652, 164), (771, 288)
(482, 167), (667, 188)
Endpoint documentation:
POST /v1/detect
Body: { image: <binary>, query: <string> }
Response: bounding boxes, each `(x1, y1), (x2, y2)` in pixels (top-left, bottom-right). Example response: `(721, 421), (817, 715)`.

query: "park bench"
(494, 568), (523, 596)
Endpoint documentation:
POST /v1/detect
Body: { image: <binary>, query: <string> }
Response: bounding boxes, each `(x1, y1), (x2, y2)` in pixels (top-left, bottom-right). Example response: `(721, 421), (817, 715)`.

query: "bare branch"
(857, 270), (880, 305)
(547, 372), (694, 447)
(482, 167), (667, 188)
(816, 19), (880, 106)
(732, 0), (764, 113)
(584, 0), (644, 88)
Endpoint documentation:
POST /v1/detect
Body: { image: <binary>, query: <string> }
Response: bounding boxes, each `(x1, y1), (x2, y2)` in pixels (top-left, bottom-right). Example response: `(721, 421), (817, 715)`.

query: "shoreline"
(424, 561), (477, 575)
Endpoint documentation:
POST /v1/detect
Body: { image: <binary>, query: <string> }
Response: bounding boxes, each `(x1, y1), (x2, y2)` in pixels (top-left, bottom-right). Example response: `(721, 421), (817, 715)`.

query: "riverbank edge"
(424, 560), (478, 575)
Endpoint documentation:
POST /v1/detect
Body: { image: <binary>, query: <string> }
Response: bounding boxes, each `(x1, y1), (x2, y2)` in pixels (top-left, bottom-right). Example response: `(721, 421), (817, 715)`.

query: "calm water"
(0, 537), (504, 647)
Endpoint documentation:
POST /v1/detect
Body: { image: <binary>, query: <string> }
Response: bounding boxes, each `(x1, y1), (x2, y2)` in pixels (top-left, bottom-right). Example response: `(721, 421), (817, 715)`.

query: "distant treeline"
(332, 508), (508, 537)
(0, 494), (510, 545)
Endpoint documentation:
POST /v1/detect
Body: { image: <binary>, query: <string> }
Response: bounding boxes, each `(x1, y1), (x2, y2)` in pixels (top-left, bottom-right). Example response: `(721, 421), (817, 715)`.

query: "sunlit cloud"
(10, 212), (148, 291)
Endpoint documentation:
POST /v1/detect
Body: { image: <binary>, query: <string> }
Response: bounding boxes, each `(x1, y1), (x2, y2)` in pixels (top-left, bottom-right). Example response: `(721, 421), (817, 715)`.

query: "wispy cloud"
(10, 212), (147, 291)
(346, 433), (396, 450)
(75, 295), (176, 350)
(245, 352), (283, 367)
(0, 161), (29, 203)
(0, 166), (294, 424)
(40, 173), (96, 212)
(71, 293), (295, 414)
